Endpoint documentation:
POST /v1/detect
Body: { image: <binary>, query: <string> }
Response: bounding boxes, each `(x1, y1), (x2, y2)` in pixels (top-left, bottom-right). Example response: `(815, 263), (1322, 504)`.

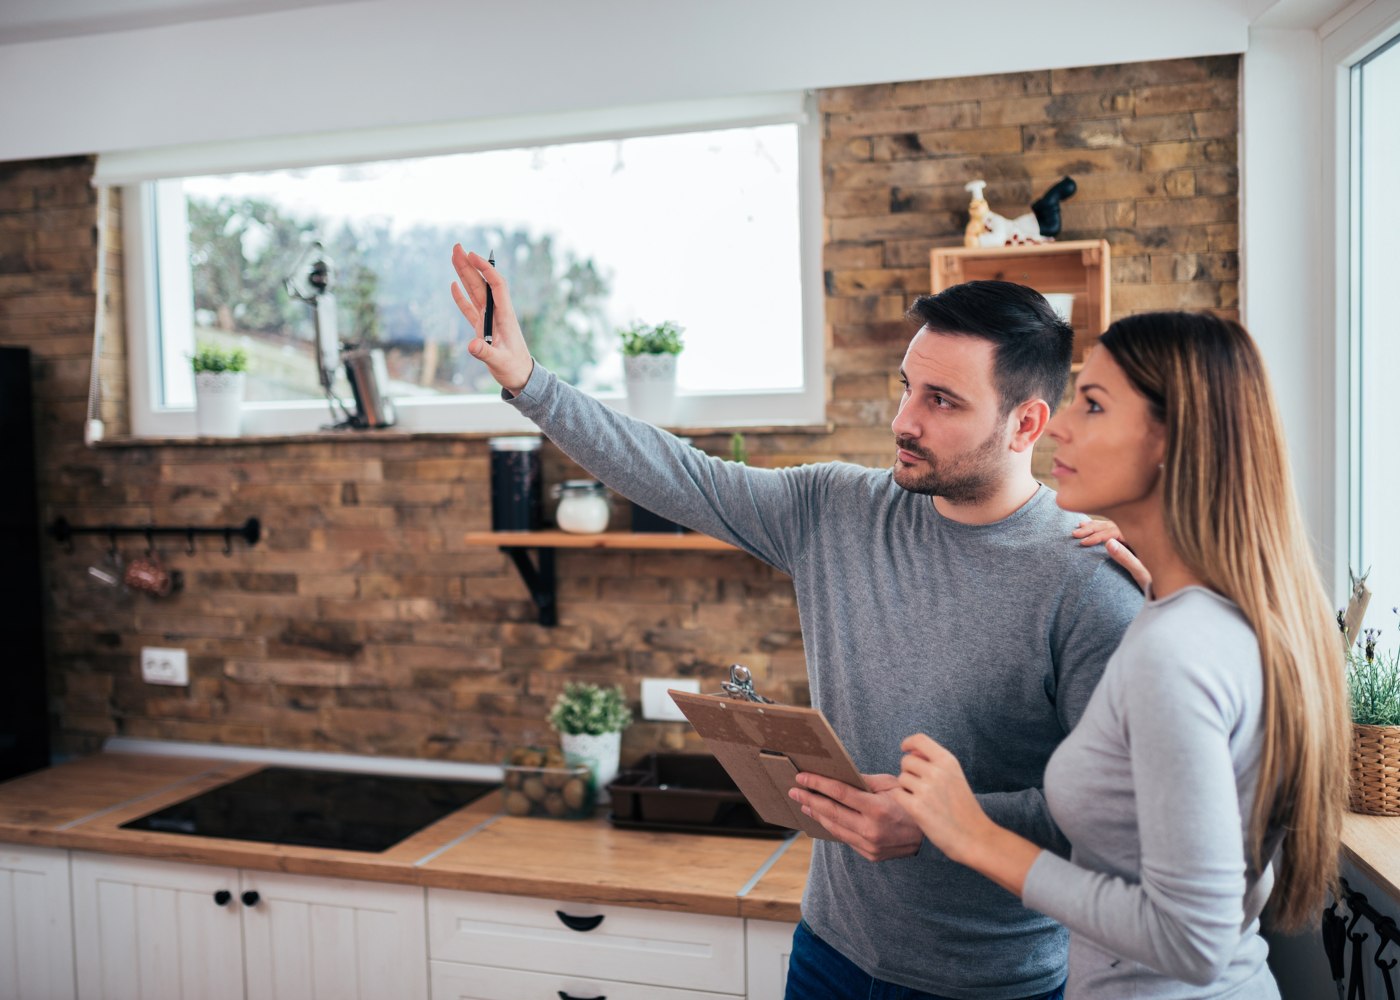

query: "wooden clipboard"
(668, 690), (869, 840)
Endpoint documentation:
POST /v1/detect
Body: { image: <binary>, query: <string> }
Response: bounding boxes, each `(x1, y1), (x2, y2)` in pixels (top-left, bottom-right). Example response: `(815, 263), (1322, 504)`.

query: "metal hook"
(718, 664), (775, 704)
(107, 531), (119, 561)
(1376, 918), (1398, 1000)
(186, 529), (197, 556)
(1348, 895), (1371, 1000)
(144, 528), (154, 557)
(223, 528), (233, 556)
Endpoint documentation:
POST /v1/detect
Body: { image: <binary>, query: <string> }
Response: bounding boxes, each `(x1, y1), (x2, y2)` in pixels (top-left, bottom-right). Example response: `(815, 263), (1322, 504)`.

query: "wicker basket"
(1349, 723), (1400, 816)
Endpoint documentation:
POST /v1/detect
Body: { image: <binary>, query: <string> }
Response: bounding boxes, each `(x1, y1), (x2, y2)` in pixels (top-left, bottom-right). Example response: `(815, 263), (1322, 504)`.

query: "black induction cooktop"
(121, 766), (500, 853)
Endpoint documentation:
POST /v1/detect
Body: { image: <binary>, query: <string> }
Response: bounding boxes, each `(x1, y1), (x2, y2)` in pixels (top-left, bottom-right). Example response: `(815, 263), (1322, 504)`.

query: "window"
(108, 95), (823, 436)
(1348, 31), (1400, 617)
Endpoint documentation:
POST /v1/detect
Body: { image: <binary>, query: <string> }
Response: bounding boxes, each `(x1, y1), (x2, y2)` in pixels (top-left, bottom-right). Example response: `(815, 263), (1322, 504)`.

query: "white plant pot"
(623, 353), (678, 425)
(194, 371), (245, 437)
(559, 730), (622, 803)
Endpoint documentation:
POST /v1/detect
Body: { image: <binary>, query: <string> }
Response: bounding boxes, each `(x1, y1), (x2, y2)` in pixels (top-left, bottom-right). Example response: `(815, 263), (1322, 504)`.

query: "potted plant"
(191, 343), (248, 437)
(1347, 619), (1400, 815)
(620, 320), (684, 424)
(548, 682), (632, 801)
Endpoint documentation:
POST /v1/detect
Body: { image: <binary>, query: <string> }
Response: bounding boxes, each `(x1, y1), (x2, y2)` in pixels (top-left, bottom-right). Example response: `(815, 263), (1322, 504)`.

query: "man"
(451, 246), (1141, 1000)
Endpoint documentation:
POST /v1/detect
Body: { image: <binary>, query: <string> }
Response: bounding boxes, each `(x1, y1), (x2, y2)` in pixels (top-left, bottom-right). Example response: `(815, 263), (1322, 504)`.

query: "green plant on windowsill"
(729, 432), (748, 465)
(190, 343), (248, 374)
(1345, 608), (1400, 815)
(548, 682), (633, 736)
(619, 320), (684, 357)
(1348, 620), (1400, 727)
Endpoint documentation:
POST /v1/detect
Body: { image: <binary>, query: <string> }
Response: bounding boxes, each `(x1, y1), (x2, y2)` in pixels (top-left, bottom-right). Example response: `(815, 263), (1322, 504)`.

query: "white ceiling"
(0, 0), (367, 45)
(0, 0), (1356, 46)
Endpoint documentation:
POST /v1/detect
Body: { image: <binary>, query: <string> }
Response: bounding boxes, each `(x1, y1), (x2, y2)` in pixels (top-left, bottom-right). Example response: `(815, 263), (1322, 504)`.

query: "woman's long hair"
(1100, 311), (1348, 932)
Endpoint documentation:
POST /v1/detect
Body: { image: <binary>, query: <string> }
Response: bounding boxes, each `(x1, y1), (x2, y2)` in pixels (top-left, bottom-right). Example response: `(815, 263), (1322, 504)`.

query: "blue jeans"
(784, 920), (1066, 1000)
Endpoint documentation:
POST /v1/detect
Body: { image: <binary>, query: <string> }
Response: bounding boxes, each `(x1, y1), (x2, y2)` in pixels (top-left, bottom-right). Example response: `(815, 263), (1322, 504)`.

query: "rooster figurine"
(963, 177), (1078, 248)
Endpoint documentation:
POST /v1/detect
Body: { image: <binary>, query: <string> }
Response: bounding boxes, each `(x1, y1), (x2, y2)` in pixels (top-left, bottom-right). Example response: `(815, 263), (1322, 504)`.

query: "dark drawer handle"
(241, 890), (260, 907)
(555, 911), (604, 932)
(557, 993), (605, 1000)
(213, 890), (232, 907)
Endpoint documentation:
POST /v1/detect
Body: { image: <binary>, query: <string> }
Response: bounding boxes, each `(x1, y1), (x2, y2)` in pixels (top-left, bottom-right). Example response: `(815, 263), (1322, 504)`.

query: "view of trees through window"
(188, 198), (611, 402)
(175, 122), (804, 407)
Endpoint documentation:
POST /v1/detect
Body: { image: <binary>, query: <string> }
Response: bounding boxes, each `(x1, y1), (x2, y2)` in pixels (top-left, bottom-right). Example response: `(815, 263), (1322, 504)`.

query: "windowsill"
(90, 421), (837, 448)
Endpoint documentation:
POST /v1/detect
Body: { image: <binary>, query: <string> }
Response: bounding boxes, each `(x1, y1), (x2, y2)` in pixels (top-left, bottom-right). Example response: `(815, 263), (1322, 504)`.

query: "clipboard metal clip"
(717, 663), (776, 704)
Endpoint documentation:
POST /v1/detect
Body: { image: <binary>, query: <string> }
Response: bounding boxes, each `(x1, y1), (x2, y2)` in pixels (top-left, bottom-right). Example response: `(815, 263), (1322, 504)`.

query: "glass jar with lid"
(552, 480), (611, 534)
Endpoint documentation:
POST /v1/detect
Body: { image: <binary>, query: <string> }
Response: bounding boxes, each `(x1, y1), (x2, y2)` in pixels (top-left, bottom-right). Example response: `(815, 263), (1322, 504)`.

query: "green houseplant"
(1346, 614), (1400, 815)
(190, 342), (249, 437)
(619, 321), (684, 425)
(548, 682), (633, 801)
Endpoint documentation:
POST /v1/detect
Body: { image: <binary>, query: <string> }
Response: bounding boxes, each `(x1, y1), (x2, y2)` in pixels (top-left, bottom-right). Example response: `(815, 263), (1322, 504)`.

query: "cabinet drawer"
(430, 960), (738, 1000)
(427, 889), (744, 994)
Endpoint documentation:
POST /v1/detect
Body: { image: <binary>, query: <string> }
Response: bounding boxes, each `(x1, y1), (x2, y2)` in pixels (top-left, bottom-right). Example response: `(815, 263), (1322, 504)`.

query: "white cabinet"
(25, 848), (793, 1000)
(70, 853), (428, 1000)
(431, 961), (739, 999)
(242, 869), (427, 1000)
(0, 844), (76, 1000)
(428, 889), (747, 996)
(745, 920), (795, 1000)
(71, 852), (244, 1000)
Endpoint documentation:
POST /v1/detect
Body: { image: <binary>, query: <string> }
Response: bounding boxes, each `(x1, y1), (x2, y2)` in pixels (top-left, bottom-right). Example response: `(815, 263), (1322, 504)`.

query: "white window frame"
(111, 93), (826, 438)
(1321, 3), (1400, 597)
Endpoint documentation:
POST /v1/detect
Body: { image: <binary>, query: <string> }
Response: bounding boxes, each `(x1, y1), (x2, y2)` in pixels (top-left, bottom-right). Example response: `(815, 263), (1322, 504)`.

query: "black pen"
(484, 251), (495, 346)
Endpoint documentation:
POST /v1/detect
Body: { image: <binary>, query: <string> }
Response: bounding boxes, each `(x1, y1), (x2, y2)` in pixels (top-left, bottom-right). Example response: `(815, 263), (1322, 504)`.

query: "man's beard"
(892, 423), (1007, 504)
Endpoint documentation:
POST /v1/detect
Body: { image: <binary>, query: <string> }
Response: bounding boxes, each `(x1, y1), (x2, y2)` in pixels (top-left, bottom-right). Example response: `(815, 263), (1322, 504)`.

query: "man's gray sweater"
(507, 365), (1142, 998)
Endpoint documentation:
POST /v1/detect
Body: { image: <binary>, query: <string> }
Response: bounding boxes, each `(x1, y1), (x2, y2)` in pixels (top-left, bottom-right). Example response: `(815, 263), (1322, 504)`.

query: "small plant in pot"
(620, 320), (683, 425)
(191, 343), (248, 437)
(548, 682), (632, 802)
(1347, 614), (1400, 815)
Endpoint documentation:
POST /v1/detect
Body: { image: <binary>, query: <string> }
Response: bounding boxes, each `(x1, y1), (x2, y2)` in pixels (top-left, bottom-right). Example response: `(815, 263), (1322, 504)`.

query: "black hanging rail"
(49, 516), (261, 555)
(1326, 877), (1400, 999)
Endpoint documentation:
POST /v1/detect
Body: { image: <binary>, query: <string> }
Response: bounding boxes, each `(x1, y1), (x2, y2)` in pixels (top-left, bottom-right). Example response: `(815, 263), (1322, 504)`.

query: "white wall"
(1242, 0), (1400, 599)
(1240, 27), (1331, 580)
(0, 0), (1252, 162)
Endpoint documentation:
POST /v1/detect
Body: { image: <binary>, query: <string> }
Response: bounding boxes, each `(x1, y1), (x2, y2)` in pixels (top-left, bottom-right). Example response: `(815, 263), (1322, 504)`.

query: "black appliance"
(122, 766), (500, 853)
(0, 347), (49, 782)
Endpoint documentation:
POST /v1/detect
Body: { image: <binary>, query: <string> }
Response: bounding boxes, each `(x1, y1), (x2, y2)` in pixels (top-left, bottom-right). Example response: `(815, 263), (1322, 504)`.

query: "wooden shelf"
(931, 240), (1111, 364)
(464, 531), (738, 552)
(465, 530), (743, 625)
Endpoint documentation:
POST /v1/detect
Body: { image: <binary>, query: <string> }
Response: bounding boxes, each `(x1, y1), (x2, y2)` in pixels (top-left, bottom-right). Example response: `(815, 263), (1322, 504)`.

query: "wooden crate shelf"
(931, 239), (1111, 363)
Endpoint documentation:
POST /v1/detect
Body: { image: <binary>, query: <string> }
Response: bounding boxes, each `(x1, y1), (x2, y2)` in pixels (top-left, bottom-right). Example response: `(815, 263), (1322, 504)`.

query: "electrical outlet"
(641, 677), (699, 721)
(140, 647), (188, 686)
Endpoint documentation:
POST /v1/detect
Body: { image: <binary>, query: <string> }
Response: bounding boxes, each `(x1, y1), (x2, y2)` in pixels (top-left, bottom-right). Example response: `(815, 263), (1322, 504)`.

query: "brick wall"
(0, 55), (1238, 764)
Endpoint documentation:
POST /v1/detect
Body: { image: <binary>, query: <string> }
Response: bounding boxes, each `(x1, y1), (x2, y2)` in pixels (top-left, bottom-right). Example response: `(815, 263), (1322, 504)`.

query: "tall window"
(1350, 32), (1400, 619)
(111, 96), (822, 436)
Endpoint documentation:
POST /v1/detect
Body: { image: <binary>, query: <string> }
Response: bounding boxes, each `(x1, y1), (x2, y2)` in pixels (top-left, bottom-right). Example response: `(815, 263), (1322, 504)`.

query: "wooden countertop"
(0, 752), (806, 921)
(1342, 812), (1400, 900)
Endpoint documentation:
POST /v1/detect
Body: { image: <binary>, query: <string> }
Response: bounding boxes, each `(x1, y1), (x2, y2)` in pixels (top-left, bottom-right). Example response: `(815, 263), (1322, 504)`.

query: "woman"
(896, 311), (1348, 998)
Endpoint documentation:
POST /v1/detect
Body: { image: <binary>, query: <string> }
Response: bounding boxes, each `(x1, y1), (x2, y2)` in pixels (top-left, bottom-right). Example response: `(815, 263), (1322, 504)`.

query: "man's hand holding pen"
(451, 244), (535, 395)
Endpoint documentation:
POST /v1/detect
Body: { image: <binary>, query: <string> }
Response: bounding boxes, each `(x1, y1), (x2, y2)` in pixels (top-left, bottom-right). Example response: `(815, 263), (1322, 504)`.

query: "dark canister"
(488, 436), (543, 531)
(631, 435), (688, 533)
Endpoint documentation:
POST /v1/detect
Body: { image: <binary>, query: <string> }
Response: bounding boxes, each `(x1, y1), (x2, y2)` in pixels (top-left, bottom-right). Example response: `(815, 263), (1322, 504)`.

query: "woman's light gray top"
(1022, 586), (1281, 999)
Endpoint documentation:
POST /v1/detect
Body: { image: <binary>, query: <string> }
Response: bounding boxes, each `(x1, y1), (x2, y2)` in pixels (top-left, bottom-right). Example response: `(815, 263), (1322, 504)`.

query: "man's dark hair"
(906, 280), (1074, 415)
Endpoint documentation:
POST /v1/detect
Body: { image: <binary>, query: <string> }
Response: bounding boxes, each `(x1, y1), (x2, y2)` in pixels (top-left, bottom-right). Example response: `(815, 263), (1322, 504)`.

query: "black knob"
(555, 911), (604, 932)
(241, 890), (260, 907)
(213, 890), (232, 906)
